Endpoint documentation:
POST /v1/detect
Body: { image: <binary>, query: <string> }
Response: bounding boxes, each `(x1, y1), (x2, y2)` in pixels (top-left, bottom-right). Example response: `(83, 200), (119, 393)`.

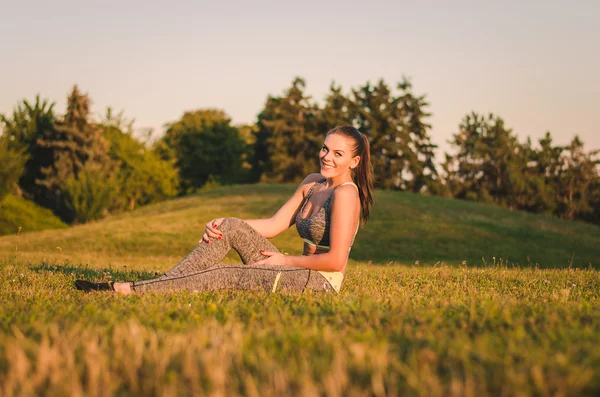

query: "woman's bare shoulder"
(331, 183), (360, 206)
(298, 173), (325, 192)
(303, 173), (325, 183)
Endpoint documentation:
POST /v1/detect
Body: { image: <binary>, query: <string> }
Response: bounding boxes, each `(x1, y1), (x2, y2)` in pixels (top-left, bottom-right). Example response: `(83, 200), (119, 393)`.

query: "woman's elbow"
(326, 253), (346, 272)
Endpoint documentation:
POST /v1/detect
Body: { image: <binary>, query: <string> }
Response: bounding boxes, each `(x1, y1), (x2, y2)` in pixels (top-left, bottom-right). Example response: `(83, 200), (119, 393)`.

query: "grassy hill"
(1, 184), (598, 269)
(0, 194), (68, 237)
(1, 184), (599, 396)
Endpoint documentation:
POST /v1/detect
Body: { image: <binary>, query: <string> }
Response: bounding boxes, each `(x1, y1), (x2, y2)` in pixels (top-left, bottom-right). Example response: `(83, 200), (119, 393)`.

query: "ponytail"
(355, 132), (374, 225)
(326, 126), (374, 226)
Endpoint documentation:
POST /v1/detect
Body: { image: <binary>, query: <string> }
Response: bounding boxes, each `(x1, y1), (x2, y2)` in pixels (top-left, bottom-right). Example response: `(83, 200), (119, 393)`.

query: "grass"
(1, 184), (599, 396)
(0, 194), (67, 237)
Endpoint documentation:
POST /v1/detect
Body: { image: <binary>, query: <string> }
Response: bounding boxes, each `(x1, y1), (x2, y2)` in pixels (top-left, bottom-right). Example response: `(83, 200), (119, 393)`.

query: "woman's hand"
(253, 250), (288, 266)
(200, 218), (225, 244)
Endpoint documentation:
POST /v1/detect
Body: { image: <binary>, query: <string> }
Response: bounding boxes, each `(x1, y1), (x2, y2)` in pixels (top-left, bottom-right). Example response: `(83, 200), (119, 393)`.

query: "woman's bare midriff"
(302, 242), (329, 256)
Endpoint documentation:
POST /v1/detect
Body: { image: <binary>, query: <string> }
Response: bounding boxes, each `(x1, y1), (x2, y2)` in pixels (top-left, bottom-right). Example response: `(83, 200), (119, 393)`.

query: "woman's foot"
(113, 282), (133, 295)
(74, 280), (115, 292)
(74, 280), (133, 295)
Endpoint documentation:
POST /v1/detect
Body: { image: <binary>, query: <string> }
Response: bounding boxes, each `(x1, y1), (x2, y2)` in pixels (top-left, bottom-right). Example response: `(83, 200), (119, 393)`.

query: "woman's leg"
(130, 263), (335, 294)
(120, 217), (335, 295)
(127, 217), (279, 291)
(157, 217), (279, 279)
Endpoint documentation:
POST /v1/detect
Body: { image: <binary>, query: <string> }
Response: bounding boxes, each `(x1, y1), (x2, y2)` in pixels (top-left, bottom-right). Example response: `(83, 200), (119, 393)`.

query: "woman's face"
(319, 133), (360, 178)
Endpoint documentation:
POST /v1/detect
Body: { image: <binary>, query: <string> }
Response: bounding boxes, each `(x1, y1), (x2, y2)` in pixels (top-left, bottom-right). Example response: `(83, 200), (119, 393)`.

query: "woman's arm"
(243, 173), (324, 238)
(201, 173), (323, 243)
(256, 184), (361, 271)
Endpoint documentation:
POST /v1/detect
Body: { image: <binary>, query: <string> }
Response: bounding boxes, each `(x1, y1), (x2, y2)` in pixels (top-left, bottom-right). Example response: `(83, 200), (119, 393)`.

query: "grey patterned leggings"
(131, 217), (335, 294)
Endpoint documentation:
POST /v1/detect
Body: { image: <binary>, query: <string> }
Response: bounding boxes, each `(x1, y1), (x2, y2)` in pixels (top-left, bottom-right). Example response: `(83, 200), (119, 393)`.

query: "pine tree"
(518, 132), (563, 213)
(484, 115), (520, 205)
(316, 82), (354, 132)
(0, 95), (56, 203)
(260, 77), (321, 182)
(556, 136), (599, 220)
(351, 79), (439, 191)
(587, 177), (600, 224)
(444, 112), (519, 204)
(506, 138), (554, 213)
(250, 98), (278, 182)
(351, 80), (405, 189)
(443, 112), (487, 201)
(36, 86), (112, 218)
(444, 114), (600, 221)
(396, 78), (440, 193)
(234, 123), (256, 180)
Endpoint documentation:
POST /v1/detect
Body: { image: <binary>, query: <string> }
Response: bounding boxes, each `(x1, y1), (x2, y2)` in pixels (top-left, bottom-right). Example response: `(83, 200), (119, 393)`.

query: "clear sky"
(1, 0), (598, 157)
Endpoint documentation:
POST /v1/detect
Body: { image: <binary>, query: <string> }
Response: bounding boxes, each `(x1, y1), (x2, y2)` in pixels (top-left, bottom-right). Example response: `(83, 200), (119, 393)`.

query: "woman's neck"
(325, 172), (353, 189)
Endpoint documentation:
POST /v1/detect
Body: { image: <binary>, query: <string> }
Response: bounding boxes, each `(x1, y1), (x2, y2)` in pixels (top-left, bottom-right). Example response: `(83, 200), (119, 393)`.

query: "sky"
(1, 0), (598, 158)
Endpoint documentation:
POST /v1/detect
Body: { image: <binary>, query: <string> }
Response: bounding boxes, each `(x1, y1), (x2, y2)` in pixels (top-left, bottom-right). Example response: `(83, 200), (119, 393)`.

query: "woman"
(75, 126), (373, 295)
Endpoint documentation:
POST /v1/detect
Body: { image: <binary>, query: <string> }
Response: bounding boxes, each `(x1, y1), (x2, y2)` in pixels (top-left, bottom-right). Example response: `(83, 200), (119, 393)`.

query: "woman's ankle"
(113, 282), (133, 295)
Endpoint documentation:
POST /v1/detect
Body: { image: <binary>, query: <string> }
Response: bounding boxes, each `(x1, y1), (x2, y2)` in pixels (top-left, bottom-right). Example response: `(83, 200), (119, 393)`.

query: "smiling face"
(319, 133), (361, 178)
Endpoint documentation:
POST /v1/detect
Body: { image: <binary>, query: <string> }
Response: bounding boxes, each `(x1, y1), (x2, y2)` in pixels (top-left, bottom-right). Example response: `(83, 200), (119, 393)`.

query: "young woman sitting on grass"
(75, 126), (374, 295)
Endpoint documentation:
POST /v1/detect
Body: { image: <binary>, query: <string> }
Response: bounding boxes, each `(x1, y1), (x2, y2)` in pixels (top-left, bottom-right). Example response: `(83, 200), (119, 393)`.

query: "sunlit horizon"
(2, 0), (598, 156)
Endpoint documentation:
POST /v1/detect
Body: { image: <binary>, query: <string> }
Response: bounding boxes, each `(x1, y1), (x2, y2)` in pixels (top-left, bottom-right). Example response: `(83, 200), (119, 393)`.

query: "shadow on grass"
(30, 262), (159, 282)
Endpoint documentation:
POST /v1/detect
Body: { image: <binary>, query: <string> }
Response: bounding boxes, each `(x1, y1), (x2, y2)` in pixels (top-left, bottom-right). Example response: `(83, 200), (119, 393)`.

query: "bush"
(62, 164), (119, 224)
(103, 122), (179, 211)
(0, 138), (28, 200)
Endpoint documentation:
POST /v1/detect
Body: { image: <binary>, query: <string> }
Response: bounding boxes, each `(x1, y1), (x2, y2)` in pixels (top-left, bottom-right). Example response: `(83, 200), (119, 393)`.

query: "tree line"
(1, 79), (598, 226)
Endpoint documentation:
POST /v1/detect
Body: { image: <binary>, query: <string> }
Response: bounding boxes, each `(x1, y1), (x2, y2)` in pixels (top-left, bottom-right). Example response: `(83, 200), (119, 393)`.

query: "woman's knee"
(219, 217), (246, 233)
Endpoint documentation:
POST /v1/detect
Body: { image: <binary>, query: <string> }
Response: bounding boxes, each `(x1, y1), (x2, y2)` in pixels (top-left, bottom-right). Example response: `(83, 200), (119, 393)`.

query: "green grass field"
(1, 184), (599, 396)
(0, 195), (67, 237)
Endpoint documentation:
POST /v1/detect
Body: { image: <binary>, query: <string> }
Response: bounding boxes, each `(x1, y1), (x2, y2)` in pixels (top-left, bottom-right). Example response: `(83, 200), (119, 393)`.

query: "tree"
(536, 132), (564, 183)
(396, 78), (440, 193)
(236, 123), (257, 179)
(351, 80), (404, 189)
(158, 109), (246, 192)
(351, 78), (439, 191)
(36, 85), (114, 220)
(252, 77), (439, 188)
(0, 95), (56, 203)
(316, 82), (354, 132)
(62, 162), (119, 224)
(507, 137), (556, 213)
(444, 113), (600, 224)
(444, 112), (519, 204)
(586, 177), (600, 224)
(0, 138), (27, 200)
(258, 77), (322, 183)
(512, 132), (563, 214)
(101, 108), (179, 210)
(250, 100), (277, 182)
(556, 136), (599, 220)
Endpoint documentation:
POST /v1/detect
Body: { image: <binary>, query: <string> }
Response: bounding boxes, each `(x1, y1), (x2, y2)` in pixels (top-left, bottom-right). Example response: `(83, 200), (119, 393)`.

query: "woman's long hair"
(326, 126), (374, 225)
